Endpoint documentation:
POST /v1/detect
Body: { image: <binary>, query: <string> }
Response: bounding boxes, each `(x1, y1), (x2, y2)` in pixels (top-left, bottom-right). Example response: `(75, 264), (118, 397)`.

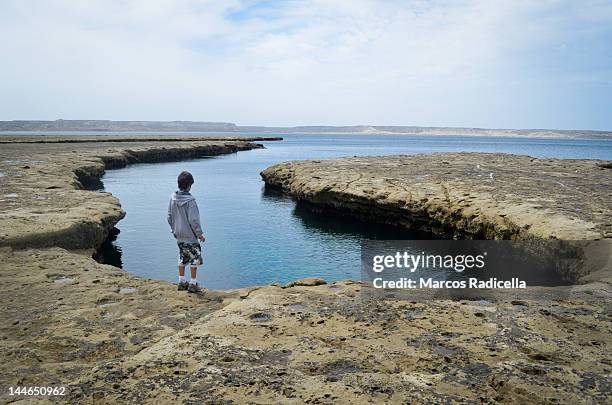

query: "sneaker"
(188, 283), (203, 294)
(178, 281), (189, 291)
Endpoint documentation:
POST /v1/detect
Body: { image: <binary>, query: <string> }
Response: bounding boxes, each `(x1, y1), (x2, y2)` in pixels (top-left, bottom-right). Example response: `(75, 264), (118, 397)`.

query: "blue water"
(100, 134), (612, 288)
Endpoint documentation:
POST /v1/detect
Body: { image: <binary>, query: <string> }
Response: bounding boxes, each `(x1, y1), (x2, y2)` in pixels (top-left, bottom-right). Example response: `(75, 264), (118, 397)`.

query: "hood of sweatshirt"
(171, 191), (195, 207)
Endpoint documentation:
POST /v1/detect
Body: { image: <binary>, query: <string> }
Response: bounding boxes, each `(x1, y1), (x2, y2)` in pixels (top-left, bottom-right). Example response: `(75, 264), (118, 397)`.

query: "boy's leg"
(177, 264), (189, 290)
(187, 266), (202, 293)
(177, 241), (187, 283)
(187, 243), (203, 293)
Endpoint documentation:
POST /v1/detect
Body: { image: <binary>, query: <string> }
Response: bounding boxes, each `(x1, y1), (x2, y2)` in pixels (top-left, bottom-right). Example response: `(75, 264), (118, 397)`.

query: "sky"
(0, 0), (611, 130)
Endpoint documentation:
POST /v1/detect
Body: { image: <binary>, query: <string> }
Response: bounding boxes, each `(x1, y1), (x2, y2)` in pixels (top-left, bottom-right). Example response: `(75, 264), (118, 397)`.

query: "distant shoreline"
(1, 120), (611, 139)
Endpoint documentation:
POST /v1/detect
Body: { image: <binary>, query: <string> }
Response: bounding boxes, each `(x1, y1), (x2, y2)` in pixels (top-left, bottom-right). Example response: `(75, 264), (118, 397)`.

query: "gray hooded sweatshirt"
(167, 191), (203, 243)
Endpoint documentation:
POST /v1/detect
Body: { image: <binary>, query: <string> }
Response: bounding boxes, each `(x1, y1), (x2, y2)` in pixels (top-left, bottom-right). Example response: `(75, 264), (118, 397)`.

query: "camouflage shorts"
(177, 241), (203, 267)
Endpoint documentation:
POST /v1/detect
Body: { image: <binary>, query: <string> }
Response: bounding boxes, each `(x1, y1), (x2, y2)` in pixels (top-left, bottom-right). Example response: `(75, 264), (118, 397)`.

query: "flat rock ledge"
(1, 248), (610, 403)
(261, 153), (612, 240)
(0, 137), (263, 249)
(1, 145), (611, 403)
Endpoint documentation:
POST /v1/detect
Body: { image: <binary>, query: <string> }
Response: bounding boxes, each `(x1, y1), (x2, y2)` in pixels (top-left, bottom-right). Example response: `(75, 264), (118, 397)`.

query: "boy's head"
(178, 171), (194, 191)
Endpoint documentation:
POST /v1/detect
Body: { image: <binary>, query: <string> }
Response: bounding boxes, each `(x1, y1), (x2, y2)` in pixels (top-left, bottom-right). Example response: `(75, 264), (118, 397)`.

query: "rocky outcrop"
(0, 248), (610, 403)
(261, 153), (612, 240)
(0, 138), (264, 249)
(0, 142), (610, 404)
(283, 277), (327, 288)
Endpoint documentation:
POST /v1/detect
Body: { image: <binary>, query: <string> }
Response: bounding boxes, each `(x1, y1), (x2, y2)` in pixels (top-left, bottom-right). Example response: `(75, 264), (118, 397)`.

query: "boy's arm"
(167, 199), (173, 227)
(186, 200), (204, 239)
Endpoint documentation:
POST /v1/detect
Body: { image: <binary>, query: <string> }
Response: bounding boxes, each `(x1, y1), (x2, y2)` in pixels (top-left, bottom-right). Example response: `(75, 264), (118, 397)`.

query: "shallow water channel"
(99, 133), (612, 288)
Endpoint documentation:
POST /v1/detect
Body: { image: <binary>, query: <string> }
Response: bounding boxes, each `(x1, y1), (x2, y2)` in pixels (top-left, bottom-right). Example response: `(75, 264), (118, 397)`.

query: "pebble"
(54, 277), (76, 284)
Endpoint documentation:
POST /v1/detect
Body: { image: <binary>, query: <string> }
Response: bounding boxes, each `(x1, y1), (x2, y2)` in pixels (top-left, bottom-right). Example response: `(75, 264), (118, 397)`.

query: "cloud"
(0, 0), (611, 129)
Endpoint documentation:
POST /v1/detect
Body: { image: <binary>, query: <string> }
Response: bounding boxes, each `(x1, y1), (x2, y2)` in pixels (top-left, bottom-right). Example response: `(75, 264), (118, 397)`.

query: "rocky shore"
(1, 143), (611, 404)
(261, 153), (612, 240)
(0, 137), (262, 249)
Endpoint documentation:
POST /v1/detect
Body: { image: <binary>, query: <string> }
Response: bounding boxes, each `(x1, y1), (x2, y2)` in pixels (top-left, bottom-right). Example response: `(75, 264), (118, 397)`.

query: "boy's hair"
(177, 171), (194, 191)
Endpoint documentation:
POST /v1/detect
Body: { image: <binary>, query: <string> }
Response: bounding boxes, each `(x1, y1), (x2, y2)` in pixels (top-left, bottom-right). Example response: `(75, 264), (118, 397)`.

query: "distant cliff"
(0, 120), (239, 132)
(1, 120), (610, 139)
(241, 125), (612, 139)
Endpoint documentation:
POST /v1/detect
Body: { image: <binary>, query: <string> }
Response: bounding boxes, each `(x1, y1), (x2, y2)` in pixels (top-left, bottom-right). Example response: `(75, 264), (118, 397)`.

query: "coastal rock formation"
(284, 277), (327, 288)
(1, 248), (610, 403)
(0, 137), (263, 249)
(0, 140), (610, 403)
(261, 153), (612, 240)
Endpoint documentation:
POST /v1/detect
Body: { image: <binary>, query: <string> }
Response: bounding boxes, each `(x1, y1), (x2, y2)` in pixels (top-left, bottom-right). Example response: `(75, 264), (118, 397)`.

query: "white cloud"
(0, 0), (610, 129)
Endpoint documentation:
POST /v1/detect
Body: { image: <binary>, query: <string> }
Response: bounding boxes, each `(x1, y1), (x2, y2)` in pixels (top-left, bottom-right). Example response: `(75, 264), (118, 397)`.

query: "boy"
(167, 171), (206, 293)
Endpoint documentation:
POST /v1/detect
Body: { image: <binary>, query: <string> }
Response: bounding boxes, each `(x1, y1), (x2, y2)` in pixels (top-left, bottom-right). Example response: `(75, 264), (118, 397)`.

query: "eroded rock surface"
(261, 153), (612, 240)
(0, 137), (262, 249)
(1, 142), (610, 404)
(1, 248), (609, 403)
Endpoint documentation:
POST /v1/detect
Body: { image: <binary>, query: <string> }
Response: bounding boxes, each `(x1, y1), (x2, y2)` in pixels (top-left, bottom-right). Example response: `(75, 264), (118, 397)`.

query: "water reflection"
(262, 185), (437, 240)
(292, 203), (434, 240)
